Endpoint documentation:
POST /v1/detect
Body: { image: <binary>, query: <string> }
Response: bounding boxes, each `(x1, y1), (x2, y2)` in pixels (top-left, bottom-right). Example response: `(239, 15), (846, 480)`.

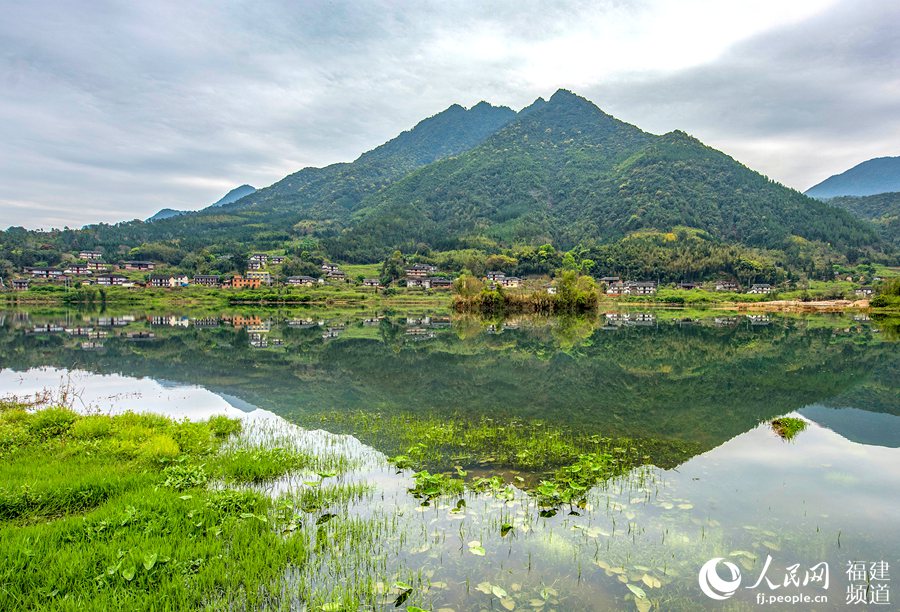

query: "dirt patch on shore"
(727, 299), (869, 313)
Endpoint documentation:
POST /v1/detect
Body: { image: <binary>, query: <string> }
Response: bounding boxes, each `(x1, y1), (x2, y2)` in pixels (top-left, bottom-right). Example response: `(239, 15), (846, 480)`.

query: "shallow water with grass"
(0, 307), (898, 610)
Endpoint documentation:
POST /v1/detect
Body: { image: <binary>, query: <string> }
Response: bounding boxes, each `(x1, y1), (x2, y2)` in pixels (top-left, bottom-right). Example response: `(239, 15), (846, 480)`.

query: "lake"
(1, 307), (897, 610)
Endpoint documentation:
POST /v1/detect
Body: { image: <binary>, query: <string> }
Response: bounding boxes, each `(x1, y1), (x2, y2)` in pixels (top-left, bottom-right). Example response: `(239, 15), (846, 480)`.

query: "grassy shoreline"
(0, 406), (302, 609)
(4, 283), (898, 318)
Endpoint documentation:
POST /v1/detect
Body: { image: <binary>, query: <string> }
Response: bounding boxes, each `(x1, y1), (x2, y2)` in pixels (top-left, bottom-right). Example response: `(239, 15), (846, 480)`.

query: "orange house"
(231, 315), (263, 328)
(229, 275), (261, 289)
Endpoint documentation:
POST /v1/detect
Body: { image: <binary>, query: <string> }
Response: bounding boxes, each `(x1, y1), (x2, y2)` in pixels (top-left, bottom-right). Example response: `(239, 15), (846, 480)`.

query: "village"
(0, 248), (881, 300)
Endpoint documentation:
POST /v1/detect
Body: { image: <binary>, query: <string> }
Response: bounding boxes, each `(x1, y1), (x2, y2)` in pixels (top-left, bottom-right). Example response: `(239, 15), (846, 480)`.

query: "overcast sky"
(2, 0), (898, 229)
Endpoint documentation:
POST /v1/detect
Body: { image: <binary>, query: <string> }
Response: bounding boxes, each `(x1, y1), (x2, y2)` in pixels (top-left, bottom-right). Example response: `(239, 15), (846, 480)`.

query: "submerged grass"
(318, 410), (700, 476)
(338, 409), (693, 510)
(217, 446), (314, 484)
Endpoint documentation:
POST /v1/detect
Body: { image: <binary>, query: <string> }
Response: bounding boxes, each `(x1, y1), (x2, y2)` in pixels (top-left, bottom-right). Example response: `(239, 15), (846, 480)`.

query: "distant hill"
(146, 208), (184, 222)
(147, 184), (257, 221)
(806, 156), (900, 198)
(210, 184), (257, 207)
(828, 192), (900, 246)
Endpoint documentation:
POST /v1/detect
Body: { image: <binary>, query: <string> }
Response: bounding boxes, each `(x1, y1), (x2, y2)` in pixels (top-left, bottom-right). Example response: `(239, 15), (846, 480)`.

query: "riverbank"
(1, 284), (452, 309)
(5, 284), (898, 315)
(0, 401), (678, 610)
(728, 299), (871, 313)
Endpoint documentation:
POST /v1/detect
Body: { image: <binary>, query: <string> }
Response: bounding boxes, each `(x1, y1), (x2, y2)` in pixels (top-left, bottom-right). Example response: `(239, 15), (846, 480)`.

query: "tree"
(380, 250), (406, 285)
(485, 254), (517, 271)
(453, 273), (484, 297)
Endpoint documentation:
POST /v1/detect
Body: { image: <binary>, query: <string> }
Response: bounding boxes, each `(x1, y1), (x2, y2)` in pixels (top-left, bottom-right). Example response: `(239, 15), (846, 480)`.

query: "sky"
(1, 0), (898, 229)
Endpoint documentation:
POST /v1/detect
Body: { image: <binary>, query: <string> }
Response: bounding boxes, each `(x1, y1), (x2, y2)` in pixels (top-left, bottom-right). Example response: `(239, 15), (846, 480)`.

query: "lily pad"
(729, 550), (757, 560)
(121, 565), (136, 581)
(635, 597), (652, 612)
(626, 583), (648, 599)
(475, 582), (493, 595)
(641, 574), (661, 589)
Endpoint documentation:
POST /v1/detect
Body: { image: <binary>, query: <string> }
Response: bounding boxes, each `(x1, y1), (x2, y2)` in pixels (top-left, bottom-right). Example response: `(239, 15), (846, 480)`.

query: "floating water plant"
(770, 416), (807, 441)
(408, 470), (464, 500)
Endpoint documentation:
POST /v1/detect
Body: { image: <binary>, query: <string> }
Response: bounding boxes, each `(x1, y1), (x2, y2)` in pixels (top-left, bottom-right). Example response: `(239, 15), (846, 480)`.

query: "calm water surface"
(1, 308), (897, 610)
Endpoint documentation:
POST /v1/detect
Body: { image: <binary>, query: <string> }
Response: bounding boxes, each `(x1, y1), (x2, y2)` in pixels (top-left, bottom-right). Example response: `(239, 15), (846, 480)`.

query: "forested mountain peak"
(354, 100), (516, 168)
(325, 90), (880, 261)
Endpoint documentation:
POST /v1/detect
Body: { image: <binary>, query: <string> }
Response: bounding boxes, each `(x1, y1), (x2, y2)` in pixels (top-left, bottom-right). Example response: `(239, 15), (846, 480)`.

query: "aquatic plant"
(770, 416), (807, 441)
(409, 470), (465, 500)
(217, 446), (314, 484)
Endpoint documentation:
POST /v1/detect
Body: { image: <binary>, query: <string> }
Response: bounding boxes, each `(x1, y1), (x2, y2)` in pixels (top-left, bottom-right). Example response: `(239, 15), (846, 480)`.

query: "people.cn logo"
(699, 558), (742, 600)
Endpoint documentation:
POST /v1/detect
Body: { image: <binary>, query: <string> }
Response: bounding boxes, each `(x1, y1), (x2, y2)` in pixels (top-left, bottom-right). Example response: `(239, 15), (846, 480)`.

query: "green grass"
(217, 446), (314, 484)
(0, 405), (313, 610)
(341, 263), (382, 279)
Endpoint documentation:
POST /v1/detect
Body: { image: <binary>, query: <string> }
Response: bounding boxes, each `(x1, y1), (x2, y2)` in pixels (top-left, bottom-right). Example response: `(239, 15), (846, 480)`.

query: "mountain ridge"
(146, 184), (257, 221)
(828, 191), (900, 247)
(806, 156), (900, 198)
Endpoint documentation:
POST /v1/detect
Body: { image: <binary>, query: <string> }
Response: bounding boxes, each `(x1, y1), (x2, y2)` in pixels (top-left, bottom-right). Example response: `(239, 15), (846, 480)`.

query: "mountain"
(147, 208), (184, 222)
(828, 192), (900, 246)
(219, 102), (516, 220)
(126, 102), (516, 247)
(146, 185), (257, 222)
(210, 184), (256, 207)
(806, 156), (900, 198)
(327, 90), (878, 259)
